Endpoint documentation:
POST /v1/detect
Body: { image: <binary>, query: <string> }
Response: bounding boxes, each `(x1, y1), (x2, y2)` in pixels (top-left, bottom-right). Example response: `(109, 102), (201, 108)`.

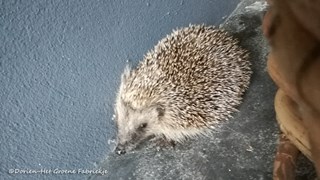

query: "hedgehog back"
(122, 25), (251, 129)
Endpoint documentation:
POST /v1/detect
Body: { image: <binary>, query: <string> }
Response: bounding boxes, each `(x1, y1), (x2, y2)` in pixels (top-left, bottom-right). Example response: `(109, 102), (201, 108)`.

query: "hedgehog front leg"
(150, 135), (177, 151)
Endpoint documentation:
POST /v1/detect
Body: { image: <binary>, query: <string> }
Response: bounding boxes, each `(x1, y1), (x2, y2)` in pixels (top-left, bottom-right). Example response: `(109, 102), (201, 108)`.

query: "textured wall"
(0, 0), (239, 179)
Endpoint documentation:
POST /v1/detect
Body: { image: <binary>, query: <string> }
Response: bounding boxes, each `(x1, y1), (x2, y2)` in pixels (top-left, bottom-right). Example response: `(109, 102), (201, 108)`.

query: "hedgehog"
(113, 25), (251, 155)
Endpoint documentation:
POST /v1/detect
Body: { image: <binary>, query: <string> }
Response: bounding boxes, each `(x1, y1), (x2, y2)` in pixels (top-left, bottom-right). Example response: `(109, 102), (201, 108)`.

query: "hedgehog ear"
(121, 64), (131, 83)
(156, 105), (165, 118)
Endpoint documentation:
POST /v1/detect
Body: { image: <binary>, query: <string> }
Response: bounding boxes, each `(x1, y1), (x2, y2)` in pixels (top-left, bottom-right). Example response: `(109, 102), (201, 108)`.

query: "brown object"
(263, 0), (320, 178)
(273, 133), (300, 180)
(274, 90), (311, 160)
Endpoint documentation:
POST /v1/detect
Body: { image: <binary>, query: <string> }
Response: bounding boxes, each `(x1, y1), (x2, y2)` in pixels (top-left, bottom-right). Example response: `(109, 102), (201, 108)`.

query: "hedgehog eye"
(139, 123), (147, 129)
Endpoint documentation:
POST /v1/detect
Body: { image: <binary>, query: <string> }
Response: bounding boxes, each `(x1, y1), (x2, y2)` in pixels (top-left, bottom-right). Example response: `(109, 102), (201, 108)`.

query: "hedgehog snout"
(114, 132), (141, 155)
(115, 144), (126, 155)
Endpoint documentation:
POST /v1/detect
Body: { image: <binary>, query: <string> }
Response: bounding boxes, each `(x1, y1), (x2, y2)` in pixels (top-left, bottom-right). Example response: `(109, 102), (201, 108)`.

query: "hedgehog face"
(114, 99), (164, 155)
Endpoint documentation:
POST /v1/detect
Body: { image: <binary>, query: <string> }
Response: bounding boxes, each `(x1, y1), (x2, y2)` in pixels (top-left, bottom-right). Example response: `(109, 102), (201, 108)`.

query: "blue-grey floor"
(0, 0), (240, 179)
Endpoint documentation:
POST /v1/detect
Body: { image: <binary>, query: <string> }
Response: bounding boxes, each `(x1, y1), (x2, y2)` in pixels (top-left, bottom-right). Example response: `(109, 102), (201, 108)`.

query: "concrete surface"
(0, 0), (240, 180)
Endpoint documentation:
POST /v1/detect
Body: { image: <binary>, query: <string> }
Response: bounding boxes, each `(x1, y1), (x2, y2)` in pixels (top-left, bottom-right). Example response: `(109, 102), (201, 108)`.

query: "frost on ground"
(245, 1), (268, 13)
